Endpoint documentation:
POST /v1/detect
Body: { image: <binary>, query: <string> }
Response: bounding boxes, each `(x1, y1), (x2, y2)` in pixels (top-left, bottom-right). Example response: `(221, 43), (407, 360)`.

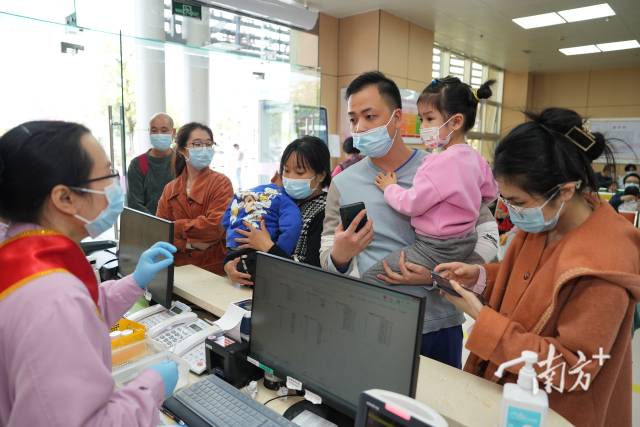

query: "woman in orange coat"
(436, 108), (640, 426)
(157, 122), (233, 275)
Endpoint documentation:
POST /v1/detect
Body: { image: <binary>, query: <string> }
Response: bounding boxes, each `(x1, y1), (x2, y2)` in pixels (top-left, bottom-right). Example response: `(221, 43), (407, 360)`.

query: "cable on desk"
(263, 394), (295, 406)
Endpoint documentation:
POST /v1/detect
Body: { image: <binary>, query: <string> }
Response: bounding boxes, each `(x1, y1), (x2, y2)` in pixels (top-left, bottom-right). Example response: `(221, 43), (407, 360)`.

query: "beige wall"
(500, 71), (532, 134)
(380, 11), (434, 90)
(501, 67), (640, 133)
(499, 66), (640, 172)
(338, 11), (380, 77)
(529, 67), (640, 118)
(335, 10), (433, 101)
(319, 13), (339, 135)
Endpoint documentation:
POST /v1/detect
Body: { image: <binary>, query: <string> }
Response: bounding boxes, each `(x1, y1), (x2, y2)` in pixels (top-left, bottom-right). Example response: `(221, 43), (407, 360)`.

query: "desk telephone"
(126, 300), (192, 329)
(126, 302), (222, 374)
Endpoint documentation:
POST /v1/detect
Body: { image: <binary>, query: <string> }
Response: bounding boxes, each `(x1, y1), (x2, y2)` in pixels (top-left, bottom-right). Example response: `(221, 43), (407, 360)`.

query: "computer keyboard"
(174, 374), (296, 426)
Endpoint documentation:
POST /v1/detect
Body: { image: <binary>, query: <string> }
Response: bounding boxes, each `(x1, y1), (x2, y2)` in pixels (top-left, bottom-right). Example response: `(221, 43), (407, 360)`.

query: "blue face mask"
(352, 110), (399, 158)
(503, 190), (563, 234)
(150, 133), (172, 151)
(188, 147), (214, 170)
(283, 176), (315, 200)
(73, 182), (125, 238)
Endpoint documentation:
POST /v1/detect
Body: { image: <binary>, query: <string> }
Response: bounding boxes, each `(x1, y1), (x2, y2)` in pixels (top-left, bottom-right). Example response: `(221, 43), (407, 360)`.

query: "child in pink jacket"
(364, 76), (498, 297)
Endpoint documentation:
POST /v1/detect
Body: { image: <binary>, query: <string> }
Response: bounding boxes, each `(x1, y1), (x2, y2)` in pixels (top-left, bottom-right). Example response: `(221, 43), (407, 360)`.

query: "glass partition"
(1, 4), (321, 197)
(0, 11), (125, 171)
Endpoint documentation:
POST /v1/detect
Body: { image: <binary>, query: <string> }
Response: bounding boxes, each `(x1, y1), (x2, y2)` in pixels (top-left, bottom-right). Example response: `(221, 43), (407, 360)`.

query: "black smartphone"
(339, 202), (367, 232)
(236, 253), (257, 283)
(431, 271), (463, 297)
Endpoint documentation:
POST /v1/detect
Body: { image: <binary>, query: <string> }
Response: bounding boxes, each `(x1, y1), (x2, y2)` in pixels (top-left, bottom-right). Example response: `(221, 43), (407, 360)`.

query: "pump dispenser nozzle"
(495, 351), (540, 395)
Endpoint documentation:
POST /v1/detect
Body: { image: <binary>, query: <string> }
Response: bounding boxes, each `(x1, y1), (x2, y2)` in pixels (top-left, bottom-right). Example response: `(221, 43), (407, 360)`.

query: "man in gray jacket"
(320, 72), (498, 368)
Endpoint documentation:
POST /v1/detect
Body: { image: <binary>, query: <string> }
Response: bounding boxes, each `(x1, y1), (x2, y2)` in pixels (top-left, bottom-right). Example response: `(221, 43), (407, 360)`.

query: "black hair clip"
(431, 78), (440, 85)
(564, 126), (596, 153)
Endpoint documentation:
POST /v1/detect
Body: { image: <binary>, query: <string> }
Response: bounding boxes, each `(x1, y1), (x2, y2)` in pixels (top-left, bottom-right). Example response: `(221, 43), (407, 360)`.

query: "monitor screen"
(118, 207), (174, 308)
(250, 253), (424, 416)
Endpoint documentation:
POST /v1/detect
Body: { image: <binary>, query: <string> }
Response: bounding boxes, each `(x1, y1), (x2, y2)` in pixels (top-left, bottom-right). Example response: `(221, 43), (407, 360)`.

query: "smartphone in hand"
(432, 271), (483, 300)
(339, 202), (367, 232)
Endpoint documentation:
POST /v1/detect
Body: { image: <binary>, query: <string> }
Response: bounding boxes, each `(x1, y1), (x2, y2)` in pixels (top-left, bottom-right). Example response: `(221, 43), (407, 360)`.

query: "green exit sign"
(172, 1), (202, 19)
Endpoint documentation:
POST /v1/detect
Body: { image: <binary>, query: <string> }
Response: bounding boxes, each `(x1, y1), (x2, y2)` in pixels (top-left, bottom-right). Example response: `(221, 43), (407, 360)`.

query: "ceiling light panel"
(559, 45), (601, 55)
(513, 12), (565, 29)
(558, 3), (615, 23)
(596, 40), (640, 51)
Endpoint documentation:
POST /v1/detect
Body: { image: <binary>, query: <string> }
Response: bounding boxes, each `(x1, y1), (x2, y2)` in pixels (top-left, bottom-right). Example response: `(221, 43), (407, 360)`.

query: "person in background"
(320, 71), (499, 368)
(224, 136), (331, 285)
(156, 122), (234, 275)
(231, 143), (244, 190)
(331, 136), (364, 177)
(127, 112), (176, 214)
(618, 163), (638, 187)
(617, 186), (640, 213)
(0, 121), (178, 426)
(609, 172), (640, 211)
(595, 163), (616, 191)
(436, 108), (639, 426)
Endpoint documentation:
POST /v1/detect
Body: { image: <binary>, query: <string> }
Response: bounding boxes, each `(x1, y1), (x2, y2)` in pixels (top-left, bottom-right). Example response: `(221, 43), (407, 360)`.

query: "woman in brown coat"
(156, 122), (233, 275)
(436, 108), (640, 426)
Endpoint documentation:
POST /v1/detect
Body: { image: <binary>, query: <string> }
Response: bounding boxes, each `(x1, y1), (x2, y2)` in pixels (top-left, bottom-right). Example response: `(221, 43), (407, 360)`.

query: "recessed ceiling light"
(596, 39), (640, 52)
(513, 12), (566, 29)
(558, 3), (615, 23)
(559, 45), (601, 55)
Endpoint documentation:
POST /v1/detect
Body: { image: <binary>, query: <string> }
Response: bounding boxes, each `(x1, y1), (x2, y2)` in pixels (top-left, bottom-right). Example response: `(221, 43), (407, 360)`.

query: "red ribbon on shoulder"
(0, 230), (98, 304)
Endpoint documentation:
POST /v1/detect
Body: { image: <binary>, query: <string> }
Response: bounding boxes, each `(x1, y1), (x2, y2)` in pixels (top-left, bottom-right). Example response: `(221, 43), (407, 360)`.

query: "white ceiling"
(308, 0), (640, 72)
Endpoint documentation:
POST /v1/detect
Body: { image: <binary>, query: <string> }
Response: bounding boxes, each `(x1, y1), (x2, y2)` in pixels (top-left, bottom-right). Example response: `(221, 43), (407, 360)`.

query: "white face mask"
(420, 116), (455, 151)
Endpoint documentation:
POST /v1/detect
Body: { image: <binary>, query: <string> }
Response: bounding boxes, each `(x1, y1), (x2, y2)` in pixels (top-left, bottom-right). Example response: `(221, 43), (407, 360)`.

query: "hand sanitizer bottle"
(495, 351), (548, 427)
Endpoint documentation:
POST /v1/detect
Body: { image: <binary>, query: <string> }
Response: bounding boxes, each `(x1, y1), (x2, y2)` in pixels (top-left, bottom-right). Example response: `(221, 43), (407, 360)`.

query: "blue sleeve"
(609, 193), (623, 211)
(274, 195), (303, 255)
(222, 198), (236, 248)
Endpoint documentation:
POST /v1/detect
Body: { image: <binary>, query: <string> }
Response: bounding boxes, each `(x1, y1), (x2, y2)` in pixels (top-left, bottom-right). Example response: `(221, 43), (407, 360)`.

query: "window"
(432, 47), (442, 79)
(163, 0), (292, 62)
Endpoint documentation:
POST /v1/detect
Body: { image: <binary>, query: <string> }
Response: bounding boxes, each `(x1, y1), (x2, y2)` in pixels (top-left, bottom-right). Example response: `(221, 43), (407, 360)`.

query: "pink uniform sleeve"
(98, 274), (144, 328)
(5, 272), (164, 427)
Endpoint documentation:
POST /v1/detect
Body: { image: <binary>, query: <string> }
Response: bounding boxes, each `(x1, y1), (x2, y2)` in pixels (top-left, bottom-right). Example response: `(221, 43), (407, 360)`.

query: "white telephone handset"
(173, 324), (222, 356)
(148, 312), (198, 338)
(126, 304), (165, 322)
(125, 301), (191, 322)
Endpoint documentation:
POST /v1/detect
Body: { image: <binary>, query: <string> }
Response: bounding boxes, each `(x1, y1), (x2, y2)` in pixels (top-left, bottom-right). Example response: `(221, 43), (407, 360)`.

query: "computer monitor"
(249, 253), (425, 417)
(118, 207), (174, 308)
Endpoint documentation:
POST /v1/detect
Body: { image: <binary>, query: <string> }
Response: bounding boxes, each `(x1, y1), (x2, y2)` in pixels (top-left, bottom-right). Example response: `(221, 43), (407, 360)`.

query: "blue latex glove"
(133, 241), (177, 289)
(149, 360), (179, 398)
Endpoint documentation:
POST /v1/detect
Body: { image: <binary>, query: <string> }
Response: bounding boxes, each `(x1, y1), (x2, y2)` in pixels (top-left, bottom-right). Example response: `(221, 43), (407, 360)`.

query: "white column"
(181, 8), (210, 124)
(132, 0), (166, 155)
